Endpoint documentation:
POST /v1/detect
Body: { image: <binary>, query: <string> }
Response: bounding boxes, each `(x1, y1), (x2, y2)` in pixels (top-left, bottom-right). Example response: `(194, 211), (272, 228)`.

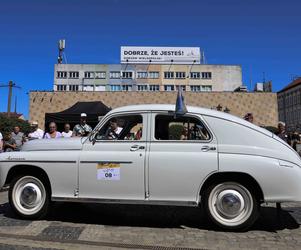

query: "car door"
(79, 112), (148, 200)
(148, 112), (218, 203)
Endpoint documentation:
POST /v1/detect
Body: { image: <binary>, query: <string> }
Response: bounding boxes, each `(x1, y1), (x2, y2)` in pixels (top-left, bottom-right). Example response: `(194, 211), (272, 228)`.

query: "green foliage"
(0, 114), (31, 136)
(264, 126), (278, 134)
(169, 124), (184, 140)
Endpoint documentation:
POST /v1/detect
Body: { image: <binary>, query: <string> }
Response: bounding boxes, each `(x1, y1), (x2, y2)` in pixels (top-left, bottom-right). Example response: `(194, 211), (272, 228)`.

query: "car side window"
(155, 114), (210, 141)
(95, 115), (143, 141)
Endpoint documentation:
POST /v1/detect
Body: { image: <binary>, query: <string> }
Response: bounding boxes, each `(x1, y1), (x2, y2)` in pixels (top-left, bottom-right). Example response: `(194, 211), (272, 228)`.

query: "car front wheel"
(9, 175), (50, 219)
(203, 182), (259, 231)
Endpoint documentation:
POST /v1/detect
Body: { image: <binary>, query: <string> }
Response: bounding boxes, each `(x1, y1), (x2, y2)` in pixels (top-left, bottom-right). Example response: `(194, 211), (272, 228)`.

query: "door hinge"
(74, 188), (79, 197)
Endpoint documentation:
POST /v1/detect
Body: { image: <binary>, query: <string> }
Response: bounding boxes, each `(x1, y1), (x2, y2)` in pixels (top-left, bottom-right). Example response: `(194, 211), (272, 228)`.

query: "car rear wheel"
(9, 175), (50, 219)
(203, 182), (259, 231)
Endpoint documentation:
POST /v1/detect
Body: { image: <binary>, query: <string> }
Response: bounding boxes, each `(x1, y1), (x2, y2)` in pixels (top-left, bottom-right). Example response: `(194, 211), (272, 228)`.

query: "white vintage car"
(0, 104), (301, 231)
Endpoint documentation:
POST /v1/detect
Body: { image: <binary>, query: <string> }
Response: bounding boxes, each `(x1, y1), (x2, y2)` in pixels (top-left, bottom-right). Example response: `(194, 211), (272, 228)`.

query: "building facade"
(53, 64), (243, 92)
(30, 91), (278, 129)
(278, 77), (301, 131)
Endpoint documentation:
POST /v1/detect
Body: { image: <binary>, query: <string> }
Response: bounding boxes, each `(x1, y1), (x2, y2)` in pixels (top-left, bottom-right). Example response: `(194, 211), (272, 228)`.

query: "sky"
(0, 0), (300, 118)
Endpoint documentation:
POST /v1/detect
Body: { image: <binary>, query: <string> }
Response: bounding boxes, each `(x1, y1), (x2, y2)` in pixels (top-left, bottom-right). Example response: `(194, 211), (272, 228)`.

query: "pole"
(7, 80), (13, 117)
(14, 96), (17, 113)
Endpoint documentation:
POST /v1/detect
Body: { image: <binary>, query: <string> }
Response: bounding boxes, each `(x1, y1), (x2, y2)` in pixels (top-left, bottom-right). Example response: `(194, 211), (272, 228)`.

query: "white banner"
(121, 46), (201, 64)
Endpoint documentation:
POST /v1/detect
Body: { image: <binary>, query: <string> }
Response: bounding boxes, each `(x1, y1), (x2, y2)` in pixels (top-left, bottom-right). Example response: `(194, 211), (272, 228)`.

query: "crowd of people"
(0, 113), (92, 153)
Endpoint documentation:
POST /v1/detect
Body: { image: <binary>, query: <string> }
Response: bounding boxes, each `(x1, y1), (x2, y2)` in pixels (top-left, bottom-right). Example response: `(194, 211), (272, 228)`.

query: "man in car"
(72, 113), (92, 137)
(107, 118), (122, 139)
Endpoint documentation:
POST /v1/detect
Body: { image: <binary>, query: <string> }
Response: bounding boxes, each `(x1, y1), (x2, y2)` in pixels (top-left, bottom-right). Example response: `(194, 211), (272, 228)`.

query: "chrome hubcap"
(20, 183), (41, 208)
(216, 190), (244, 218)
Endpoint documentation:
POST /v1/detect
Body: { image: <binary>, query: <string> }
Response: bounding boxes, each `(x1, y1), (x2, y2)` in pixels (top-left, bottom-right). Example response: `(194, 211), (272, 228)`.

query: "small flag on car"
(175, 86), (187, 117)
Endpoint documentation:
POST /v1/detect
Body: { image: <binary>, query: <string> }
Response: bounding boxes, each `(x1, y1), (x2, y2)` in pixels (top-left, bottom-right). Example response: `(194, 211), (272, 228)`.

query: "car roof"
(108, 104), (272, 137)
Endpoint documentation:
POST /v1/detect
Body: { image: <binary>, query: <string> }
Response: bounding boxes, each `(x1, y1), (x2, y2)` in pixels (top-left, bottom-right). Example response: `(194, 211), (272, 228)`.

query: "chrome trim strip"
(80, 161), (132, 164)
(0, 160), (76, 163)
(51, 197), (198, 207)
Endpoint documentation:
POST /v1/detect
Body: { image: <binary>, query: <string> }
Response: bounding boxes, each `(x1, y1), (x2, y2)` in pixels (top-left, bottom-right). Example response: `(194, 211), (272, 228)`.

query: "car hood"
(21, 137), (83, 151)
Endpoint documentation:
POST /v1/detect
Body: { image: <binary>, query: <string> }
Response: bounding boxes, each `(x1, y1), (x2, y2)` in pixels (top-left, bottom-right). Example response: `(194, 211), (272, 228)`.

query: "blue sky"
(0, 0), (300, 118)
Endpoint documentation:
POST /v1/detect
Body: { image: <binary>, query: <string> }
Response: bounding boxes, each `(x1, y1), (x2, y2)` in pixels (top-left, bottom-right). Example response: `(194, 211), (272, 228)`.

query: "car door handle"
(130, 145), (145, 151)
(201, 146), (216, 152)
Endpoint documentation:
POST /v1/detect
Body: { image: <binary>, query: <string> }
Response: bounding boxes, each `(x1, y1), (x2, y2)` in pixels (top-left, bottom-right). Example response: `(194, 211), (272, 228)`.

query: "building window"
(122, 71), (133, 79)
(57, 71), (67, 78)
(110, 71), (121, 79)
(69, 85), (79, 91)
(110, 85), (121, 91)
(95, 72), (106, 79)
(149, 85), (160, 91)
(83, 85), (94, 91)
(164, 85), (175, 91)
(149, 71), (159, 79)
(69, 71), (79, 79)
(202, 72), (212, 79)
(175, 72), (186, 79)
(57, 85), (67, 91)
(95, 85), (106, 91)
(190, 85), (201, 92)
(201, 85), (212, 92)
(122, 85), (132, 91)
(164, 72), (174, 79)
(176, 85), (186, 91)
(137, 85), (148, 91)
(84, 71), (94, 79)
(137, 72), (148, 79)
(190, 72), (200, 79)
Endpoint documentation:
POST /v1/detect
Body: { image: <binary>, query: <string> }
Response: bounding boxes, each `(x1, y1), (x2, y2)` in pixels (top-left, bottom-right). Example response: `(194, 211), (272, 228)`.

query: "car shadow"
(0, 201), (299, 232)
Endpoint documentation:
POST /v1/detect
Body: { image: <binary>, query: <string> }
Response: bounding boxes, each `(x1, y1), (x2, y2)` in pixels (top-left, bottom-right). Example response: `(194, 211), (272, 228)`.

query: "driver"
(107, 118), (122, 139)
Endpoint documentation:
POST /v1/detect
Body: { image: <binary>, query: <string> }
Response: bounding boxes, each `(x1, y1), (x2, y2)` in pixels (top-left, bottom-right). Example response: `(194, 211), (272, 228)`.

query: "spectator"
(62, 123), (72, 138)
(276, 121), (290, 144)
(291, 131), (300, 151)
(28, 121), (44, 140)
(44, 122), (62, 139)
(3, 133), (17, 152)
(11, 126), (25, 151)
(0, 131), (3, 152)
(244, 113), (254, 123)
(72, 113), (92, 137)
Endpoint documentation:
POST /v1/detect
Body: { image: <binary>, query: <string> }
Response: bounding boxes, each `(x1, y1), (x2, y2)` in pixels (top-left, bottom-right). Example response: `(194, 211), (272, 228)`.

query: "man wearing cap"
(72, 113), (92, 137)
(28, 121), (44, 140)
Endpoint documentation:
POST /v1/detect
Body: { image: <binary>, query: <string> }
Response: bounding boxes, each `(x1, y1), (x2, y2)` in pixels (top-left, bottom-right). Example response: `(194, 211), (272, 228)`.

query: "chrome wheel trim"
(12, 176), (46, 216)
(208, 183), (253, 227)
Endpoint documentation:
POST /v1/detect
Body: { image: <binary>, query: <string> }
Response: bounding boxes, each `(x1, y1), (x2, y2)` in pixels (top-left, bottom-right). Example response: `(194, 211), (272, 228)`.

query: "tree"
(0, 114), (31, 136)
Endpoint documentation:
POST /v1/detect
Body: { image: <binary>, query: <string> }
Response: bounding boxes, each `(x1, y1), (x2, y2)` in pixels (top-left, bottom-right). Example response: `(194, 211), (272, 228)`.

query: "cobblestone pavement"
(0, 191), (301, 249)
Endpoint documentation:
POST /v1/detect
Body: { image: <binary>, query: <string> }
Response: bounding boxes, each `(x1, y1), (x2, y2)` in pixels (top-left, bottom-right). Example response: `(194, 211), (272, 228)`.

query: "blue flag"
(175, 86), (187, 117)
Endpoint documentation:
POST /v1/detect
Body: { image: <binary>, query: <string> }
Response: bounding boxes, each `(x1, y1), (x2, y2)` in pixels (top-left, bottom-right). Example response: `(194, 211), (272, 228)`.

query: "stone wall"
(29, 91), (278, 129)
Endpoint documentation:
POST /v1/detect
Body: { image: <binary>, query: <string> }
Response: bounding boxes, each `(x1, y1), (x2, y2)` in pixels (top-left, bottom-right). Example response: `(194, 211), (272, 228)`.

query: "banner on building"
(121, 46), (201, 64)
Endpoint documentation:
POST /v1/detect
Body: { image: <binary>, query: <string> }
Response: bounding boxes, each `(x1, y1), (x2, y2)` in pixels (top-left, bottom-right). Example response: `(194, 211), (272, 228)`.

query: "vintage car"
(0, 104), (301, 231)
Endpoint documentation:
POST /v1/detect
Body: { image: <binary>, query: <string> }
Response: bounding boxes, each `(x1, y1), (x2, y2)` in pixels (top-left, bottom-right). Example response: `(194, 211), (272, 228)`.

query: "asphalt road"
(0, 191), (301, 249)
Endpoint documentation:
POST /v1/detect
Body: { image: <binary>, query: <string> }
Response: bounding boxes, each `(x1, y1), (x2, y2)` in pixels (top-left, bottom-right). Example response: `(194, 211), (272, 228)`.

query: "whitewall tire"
(9, 175), (50, 219)
(204, 182), (259, 231)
